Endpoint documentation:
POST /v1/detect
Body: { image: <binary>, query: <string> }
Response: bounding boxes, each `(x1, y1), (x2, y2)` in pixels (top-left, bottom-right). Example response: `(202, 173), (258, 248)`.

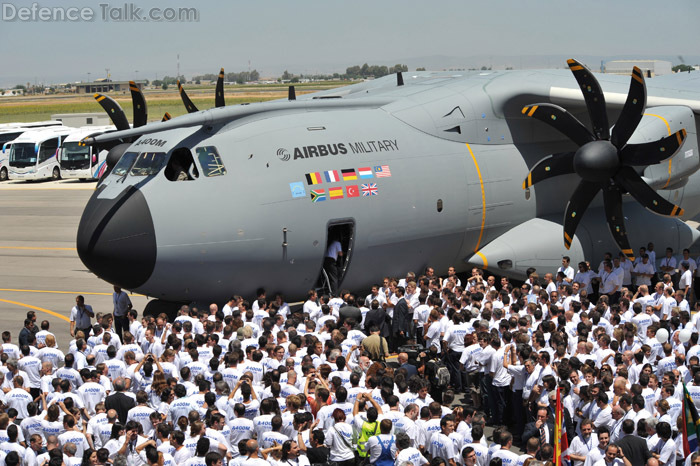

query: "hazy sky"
(1, 0), (699, 87)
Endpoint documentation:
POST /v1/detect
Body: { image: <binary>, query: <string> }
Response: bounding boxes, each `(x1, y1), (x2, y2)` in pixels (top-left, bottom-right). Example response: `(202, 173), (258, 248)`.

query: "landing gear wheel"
(52, 167), (61, 181)
(0, 167), (7, 182)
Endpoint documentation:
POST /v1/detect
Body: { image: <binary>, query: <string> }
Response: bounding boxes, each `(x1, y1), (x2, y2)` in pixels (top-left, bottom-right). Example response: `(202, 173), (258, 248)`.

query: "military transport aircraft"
(78, 60), (700, 305)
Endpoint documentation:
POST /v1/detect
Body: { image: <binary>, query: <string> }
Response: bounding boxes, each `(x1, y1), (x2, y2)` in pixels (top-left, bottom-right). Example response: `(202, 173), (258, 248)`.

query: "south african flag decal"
(310, 189), (326, 202)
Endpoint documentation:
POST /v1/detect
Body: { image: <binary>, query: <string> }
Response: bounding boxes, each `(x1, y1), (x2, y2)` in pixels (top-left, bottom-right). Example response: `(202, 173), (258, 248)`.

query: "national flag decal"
(374, 165), (391, 177)
(310, 189), (326, 202)
(305, 172), (322, 185)
(361, 183), (378, 196)
(346, 185), (360, 198)
(341, 168), (357, 181)
(324, 170), (339, 183)
(329, 187), (344, 199)
(358, 167), (373, 179)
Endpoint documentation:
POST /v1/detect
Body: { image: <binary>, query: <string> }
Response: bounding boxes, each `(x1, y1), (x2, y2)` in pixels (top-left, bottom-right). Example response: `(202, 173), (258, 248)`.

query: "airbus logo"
(277, 148), (291, 161)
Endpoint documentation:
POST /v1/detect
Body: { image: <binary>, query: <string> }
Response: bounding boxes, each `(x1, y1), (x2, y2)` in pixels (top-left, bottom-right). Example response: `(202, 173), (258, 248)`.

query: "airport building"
(603, 60), (672, 77)
(73, 80), (147, 94)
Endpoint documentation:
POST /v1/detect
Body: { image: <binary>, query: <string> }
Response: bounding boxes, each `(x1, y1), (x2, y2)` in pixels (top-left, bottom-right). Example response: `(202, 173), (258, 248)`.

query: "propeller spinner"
(522, 59), (687, 260)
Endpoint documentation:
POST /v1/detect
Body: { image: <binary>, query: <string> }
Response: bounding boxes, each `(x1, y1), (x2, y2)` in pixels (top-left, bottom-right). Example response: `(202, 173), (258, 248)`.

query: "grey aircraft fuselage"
(77, 69), (700, 303)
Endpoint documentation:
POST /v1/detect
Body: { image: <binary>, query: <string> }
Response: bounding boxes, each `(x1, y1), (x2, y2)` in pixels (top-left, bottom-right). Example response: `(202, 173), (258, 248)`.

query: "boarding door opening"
(317, 220), (355, 297)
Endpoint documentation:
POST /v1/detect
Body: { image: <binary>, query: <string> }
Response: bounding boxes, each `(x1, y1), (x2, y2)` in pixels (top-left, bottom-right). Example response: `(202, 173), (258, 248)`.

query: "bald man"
(243, 439), (268, 465)
(398, 353), (418, 378)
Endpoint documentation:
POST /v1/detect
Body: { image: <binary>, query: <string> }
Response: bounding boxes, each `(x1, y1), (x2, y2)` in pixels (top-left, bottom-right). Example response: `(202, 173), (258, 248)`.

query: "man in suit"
(616, 420), (651, 466)
(397, 352), (418, 378)
(337, 294), (361, 329)
(391, 286), (410, 352)
(522, 407), (555, 457)
(364, 299), (391, 337)
(104, 377), (135, 424)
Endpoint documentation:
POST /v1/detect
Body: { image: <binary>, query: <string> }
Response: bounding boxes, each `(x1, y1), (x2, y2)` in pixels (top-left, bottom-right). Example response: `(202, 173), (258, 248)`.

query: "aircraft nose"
(77, 186), (157, 290)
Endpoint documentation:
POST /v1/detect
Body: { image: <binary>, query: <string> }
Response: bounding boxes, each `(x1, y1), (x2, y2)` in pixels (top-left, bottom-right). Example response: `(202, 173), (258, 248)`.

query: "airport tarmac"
(0, 180), (150, 351)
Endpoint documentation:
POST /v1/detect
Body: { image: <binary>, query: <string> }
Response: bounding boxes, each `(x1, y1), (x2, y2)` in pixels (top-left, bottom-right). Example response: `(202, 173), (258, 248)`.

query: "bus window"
(130, 152), (166, 177)
(195, 146), (227, 177)
(61, 142), (91, 169)
(38, 138), (59, 163)
(112, 152), (139, 176)
(9, 143), (36, 166)
(0, 132), (23, 147)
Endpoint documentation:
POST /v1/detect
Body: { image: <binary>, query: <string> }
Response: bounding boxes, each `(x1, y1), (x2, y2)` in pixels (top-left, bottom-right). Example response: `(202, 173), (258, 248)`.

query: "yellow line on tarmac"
(0, 298), (70, 322)
(0, 246), (77, 251)
(0, 288), (145, 297)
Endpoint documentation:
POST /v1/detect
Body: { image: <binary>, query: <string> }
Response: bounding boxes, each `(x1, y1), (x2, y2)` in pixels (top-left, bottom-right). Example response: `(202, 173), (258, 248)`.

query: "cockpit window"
(130, 152), (166, 177)
(195, 146), (227, 177)
(112, 152), (138, 176)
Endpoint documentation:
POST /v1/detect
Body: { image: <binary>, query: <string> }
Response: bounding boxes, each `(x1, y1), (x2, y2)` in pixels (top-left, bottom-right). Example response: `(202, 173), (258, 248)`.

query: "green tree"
(673, 64), (694, 72)
(416, 67), (426, 71)
(162, 83), (168, 90)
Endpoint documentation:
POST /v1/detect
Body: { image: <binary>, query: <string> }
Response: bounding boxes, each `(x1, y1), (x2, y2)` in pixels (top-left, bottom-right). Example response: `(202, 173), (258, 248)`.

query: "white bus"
(0, 121), (64, 181)
(7, 127), (75, 181)
(59, 126), (114, 180)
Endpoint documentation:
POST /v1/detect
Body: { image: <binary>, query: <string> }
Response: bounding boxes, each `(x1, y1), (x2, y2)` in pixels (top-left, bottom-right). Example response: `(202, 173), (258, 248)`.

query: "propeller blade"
(567, 59), (609, 140)
(619, 129), (687, 166)
(522, 152), (575, 189)
(522, 103), (596, 147)
(161, 113), (172, 122)
(129, 81), (147, 128)
(177, 80), (199, 113)
(614, 166), (685, 217)
(602, 185), (635, 260)
(563, 180), (601, 249)
(288, 86), (296, 101)
(94, 94), (130, 131)
(215, 68), (225, 108)
(610, 67), (646, 150)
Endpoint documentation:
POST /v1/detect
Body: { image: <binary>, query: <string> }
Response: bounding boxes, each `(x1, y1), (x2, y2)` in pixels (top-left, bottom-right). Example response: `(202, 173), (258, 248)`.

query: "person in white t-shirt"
(558, 256), (575, 283)
(679, 261), (693, 298)
(394, 431), (427, 465)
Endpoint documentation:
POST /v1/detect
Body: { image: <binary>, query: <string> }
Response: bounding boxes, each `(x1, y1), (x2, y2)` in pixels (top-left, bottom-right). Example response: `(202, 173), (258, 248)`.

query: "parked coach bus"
(7, 126), (75, 181)
(59, 126), (114, 180)
(0, 121), (63, 181)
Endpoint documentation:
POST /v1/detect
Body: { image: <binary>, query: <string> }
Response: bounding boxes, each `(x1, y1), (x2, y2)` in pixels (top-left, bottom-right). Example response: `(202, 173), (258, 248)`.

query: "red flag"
(554, 386), (571, 465)
(346, 185), (360, 198)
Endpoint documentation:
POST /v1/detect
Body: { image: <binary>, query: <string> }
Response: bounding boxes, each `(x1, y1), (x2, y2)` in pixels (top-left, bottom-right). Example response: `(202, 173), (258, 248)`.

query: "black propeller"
(129, 81), (147, 127)
(93, 82), (149, 178)
(94, 94), (130, 131)
(94, 82), (148, 130)
(177, 79), (199, 113)
(522, 59), (687, 260)
(178, 67), (228, 113)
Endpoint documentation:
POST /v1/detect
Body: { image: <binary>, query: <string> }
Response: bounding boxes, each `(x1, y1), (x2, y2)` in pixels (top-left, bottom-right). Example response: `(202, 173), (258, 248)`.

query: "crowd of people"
(1, 244), (700, 466)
